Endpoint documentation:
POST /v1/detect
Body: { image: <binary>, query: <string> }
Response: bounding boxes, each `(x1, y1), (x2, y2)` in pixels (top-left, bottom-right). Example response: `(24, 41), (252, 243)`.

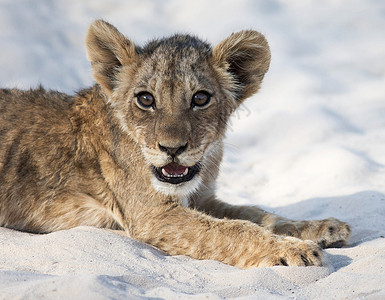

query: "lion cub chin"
(0, 20), (351, 268)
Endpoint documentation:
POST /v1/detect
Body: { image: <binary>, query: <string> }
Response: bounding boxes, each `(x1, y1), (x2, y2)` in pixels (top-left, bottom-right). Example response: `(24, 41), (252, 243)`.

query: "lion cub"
(0, 20), (350, 268)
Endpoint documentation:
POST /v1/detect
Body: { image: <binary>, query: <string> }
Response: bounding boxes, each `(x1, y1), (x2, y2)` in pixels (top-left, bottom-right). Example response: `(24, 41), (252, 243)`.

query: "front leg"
(131, 203), (323, 268)
(192, 195), (351, 249)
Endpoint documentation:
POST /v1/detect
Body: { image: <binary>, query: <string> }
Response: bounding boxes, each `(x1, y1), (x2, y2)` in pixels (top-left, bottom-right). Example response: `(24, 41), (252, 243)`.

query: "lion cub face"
(86, 21), (270, 197)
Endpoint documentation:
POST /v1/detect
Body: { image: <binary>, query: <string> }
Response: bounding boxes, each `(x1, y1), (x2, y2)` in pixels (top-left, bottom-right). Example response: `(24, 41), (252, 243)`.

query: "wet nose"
(158, 143), (188, 157)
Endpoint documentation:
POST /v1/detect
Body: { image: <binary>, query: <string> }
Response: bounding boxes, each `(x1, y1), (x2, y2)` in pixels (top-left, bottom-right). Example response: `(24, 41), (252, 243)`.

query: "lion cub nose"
(158, 143), (188, 157)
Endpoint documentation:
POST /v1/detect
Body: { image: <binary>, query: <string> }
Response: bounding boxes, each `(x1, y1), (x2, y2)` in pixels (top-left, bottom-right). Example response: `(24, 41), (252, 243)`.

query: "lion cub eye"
(136, 92), (155, 109)
(192, 91), (211, 108)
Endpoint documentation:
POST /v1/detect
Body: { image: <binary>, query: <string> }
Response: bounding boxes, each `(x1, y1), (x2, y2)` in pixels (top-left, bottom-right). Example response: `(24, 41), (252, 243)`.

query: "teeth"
(161, 168), (169, 177)
(161, 167), (189, 178)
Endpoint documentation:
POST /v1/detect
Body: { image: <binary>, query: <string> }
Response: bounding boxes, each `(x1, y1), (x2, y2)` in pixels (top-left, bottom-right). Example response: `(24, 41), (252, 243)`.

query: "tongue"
(162, 163), (188, 176)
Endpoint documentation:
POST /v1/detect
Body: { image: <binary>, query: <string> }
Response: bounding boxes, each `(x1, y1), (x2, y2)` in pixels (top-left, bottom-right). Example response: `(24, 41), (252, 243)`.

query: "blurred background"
(0, 0), (384, 208)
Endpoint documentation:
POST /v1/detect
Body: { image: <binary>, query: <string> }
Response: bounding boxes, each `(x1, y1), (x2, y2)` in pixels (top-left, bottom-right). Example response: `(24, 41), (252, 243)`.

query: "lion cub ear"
(85, 20), (137, 95)
(212, 30), (271, 103)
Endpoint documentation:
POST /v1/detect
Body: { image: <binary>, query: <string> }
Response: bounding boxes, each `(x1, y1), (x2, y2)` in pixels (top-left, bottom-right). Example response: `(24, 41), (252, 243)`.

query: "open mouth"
(152, 162), (201, 184)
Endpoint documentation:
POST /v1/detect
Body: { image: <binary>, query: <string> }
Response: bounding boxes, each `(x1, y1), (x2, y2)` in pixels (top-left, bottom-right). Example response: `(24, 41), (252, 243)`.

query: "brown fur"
(0, 20), (351, 268)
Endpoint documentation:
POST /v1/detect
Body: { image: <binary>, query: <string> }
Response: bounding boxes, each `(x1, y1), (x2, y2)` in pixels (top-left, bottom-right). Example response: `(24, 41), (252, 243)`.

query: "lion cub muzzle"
(152, 143), (201, 185)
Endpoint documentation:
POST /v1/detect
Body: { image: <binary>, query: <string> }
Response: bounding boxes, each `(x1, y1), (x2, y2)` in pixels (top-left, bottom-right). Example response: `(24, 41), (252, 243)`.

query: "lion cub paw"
(301, 218), (351, 249)
(271, 217), (351, 249)
(258, 237), (323, 267)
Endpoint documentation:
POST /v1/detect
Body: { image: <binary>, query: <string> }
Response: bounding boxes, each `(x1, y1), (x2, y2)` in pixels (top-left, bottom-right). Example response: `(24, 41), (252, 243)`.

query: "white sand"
(0, 1), (384, 299)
